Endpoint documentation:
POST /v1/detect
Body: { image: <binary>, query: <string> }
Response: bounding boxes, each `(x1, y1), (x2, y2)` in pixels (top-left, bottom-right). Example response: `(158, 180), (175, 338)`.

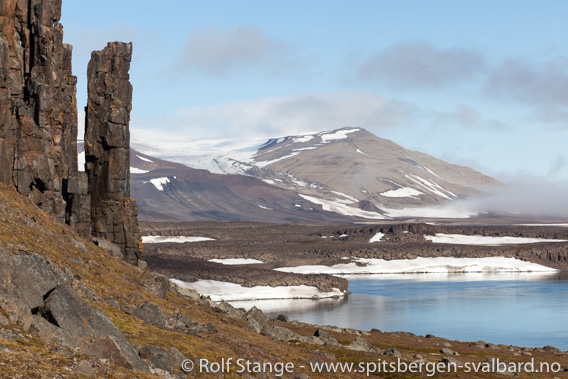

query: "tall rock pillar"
(85, 42), (142, 265)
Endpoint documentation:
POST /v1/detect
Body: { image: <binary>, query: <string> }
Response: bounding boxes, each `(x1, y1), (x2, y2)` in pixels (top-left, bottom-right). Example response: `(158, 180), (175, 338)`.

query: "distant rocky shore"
(141, 221), (568, 294)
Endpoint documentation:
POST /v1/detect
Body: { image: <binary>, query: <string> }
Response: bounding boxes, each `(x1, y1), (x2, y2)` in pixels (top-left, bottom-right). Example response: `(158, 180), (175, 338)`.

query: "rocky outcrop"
(85, 42), (142, 265)
(0, 0), (91, 238)
(0, 1), (141, 263)
(0, 248), (148, 372)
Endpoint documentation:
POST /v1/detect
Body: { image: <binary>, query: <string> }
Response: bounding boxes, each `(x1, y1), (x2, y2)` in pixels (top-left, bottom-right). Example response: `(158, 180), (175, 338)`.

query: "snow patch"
(320, 128), (359, 142)
(255, 152), (300, 167)
(208, 258), (264, 265)
(170, 279), (344, 302)
(356, 148), (367, 155)
(300, 194), (385, 219)
(137, 155), (154, 163)
(383, 206), (477, 219)
(380, 187), (423, 198)
(424, 233), (567, 246)
(424, 166), (441, 179)
(292, 135), (315, 143)
(517, 224), (568, 227)
(258, 205), (273, 210)
(369, 232), (384, 242)
(331, 191), (359, 202)
(149, 177), (170, 191)
(142, 236), (215, 243)
(293, 146), (318, 151)
(276, 257), (558, 275)
(405, 174), (456, 200)
(262, 179), (276, 185)
(131, 167), (149, 174)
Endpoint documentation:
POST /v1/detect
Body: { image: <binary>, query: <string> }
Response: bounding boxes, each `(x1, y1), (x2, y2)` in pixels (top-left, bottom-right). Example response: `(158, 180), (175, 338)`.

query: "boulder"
(131, 303), (168, 328)
(39, 285), (148, 372)
(244, 306), (269, 333)
(384, 347), (402, 358)
(261, 325), (301, 342)
(0, 253), (61, 311)
(139, 347), (177, 373)
(141, 272), (170, 299)
(215, 302), (246, 319)
(346, 337), (380, 353)
(82, 336), (148, 372)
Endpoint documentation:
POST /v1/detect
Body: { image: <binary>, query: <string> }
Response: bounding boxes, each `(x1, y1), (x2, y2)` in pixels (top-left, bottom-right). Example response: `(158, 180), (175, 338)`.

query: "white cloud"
(433, 104), (508, 130)
(176, 25), (290, 76)
(132, 92), (419, 143)
(485, 57), (568, 125)
(352, 41), (485, 89)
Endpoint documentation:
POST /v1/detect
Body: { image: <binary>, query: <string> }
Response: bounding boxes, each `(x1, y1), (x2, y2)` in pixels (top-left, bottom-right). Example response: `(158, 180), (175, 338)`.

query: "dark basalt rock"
(0, 0), (90, 238)
(85, 42), (142, 265)
(1, 1), (141, 265)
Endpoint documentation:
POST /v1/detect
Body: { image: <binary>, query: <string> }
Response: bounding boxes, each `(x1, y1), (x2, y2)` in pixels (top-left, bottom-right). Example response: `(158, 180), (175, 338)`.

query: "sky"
(61, 1), (568, 185)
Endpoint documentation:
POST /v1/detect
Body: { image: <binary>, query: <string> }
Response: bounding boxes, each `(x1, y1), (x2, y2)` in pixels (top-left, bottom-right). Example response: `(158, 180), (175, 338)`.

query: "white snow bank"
(131, 167), (149, 174)
(405, 174), (455, 200)
(275, 257), (557, 275)
(208, 258), (264, 265)
(369, 232), (384, 242)
(170, 279), (344, 302)
(320, 128), (359, 142)
(517, 224), (568, 227)
(293, 135), (315, 143)
(149, 177), (170, 191)
(300, 194), (385, 219)
(142, 236), (215, 243)
(425, 233), (567, 246)
(331, 191), (359, 202)
(380, 187), (423, 198)
(293, 146), (318, 152)
(255, 152), (300, 167)
(137, 155), (154, 163)
(383, 206), (477, 219)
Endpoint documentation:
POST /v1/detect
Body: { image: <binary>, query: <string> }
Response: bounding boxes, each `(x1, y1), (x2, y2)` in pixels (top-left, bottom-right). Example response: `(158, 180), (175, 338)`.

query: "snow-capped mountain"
(131, 127), (500, 221)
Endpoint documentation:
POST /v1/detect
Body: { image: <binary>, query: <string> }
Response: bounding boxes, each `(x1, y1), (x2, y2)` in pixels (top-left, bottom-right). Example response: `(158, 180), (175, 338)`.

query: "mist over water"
(447, 179), (568, 219)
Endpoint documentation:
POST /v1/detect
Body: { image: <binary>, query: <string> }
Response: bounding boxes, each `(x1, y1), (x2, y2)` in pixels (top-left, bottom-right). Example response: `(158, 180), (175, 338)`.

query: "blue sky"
(62, 1), (568, 183)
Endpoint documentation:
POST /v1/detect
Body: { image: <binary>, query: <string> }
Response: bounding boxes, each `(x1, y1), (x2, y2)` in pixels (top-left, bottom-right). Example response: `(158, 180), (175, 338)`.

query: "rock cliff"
(0, 0), (141, 263)
(0, 0), (89, 236)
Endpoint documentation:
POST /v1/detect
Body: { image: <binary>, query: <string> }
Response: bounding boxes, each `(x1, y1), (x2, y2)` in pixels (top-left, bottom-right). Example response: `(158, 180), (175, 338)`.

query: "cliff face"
(0, 0), (140, 264)
(85, 42), (142, 265)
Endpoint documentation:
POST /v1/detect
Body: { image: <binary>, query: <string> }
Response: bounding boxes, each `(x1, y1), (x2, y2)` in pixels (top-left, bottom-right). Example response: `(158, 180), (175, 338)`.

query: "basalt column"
(85, 42), (142, 265)
(0, 0), (91, 237)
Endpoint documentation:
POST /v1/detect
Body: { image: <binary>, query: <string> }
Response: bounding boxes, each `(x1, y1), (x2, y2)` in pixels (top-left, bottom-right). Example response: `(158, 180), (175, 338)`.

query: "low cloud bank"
(450, 178), (568, 219)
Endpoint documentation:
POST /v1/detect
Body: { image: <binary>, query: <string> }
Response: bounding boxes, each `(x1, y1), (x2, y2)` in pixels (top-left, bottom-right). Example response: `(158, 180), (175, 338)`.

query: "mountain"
(130, 127), (500, 222)
(79, 143), (354, 223)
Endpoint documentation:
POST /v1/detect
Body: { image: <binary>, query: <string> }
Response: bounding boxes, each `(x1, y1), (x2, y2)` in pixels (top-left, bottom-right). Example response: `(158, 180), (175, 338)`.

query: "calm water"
(230, 272), (568, 350)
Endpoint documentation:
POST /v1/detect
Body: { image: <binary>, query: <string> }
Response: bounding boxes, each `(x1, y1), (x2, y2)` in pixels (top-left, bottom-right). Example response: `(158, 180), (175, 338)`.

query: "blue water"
(231, 272), (568, 350)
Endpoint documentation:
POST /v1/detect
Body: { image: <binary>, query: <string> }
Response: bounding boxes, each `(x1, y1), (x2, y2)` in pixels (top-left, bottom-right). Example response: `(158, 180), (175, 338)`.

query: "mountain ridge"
(130, 127), (501, 222)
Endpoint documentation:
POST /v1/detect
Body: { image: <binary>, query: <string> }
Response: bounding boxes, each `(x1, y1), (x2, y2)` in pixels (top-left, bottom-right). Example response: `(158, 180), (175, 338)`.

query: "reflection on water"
(229, 271), (568, 350)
